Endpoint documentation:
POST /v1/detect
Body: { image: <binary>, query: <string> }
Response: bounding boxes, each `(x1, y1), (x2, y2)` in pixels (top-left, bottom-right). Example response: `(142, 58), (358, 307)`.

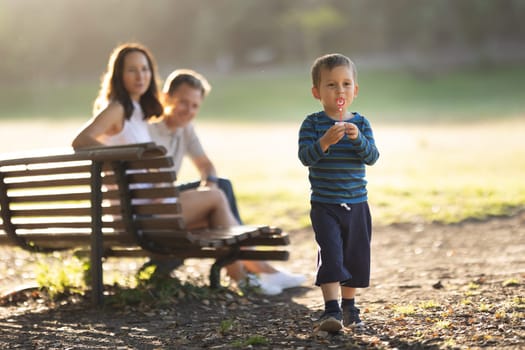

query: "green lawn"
(175, 120), (525, 230)
(2, 64), (524, 123)
(200, 64), (525, 123)
(1, 65), (524, 230)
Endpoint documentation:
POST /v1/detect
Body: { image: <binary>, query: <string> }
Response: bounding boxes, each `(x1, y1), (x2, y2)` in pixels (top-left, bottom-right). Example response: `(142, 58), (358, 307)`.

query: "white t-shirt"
(147, 121), (205, 173)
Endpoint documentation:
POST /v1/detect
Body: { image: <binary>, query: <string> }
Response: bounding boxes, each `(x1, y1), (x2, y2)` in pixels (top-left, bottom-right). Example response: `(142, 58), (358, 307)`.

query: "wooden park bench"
(0, 143), (289, 305)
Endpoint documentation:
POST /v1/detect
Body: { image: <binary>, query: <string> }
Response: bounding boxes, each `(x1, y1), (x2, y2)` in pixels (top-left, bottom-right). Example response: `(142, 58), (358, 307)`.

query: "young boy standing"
(298, 53), (380, 332)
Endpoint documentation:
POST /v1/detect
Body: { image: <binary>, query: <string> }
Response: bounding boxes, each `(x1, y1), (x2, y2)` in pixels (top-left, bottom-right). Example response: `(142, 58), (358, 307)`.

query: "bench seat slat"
(237, 234), (290, 246)
(190, 225), (263, 246)
(103, 248), (290, 261)
(0, 230), (201, 249)
(0, 227), (290, 252)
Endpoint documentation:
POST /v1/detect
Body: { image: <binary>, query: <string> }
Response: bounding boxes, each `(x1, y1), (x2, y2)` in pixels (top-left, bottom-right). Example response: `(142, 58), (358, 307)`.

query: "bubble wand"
(336, 97), (345, 123)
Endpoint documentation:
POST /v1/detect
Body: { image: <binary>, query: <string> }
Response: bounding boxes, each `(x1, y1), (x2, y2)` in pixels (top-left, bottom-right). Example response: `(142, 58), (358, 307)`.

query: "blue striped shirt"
(298, 111), (379, 204)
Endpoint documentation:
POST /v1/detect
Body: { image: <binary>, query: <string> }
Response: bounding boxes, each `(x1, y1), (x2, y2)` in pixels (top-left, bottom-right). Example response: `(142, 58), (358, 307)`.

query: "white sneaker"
(259, 270), (306, 290)
(238, 274), (282, 296)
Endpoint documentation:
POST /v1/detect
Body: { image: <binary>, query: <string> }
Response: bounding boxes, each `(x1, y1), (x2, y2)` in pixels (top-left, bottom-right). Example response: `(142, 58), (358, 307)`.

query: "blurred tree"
(280, 2), (344, 60)
(0, 0), (524, 83)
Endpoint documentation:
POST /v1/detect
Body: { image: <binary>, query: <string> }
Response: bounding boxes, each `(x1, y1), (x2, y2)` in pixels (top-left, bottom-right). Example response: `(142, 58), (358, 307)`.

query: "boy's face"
(162, 83), (203, 131)
(311, 65), (359, 117)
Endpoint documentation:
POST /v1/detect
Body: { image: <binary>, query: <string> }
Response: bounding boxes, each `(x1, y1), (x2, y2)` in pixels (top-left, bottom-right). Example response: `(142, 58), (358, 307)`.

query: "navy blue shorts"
(310, 201), (372, 287)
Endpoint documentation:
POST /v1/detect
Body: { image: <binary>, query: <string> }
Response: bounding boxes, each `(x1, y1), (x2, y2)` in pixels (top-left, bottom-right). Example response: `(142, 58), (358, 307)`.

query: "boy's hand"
(319, 124), (346, 152)
(344, 123), (359, 140)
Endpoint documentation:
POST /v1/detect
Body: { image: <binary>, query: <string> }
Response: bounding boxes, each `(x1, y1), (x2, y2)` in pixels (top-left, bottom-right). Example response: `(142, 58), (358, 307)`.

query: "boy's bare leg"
(341, 286), (356, 299)
(317, 282), (343, 332)
(321, 282), (340, 301)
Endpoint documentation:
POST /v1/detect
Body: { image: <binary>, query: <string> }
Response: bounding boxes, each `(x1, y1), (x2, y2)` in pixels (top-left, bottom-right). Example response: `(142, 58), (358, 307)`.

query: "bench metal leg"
(90, 162), (104, 306)
(209, 251), (240, 289)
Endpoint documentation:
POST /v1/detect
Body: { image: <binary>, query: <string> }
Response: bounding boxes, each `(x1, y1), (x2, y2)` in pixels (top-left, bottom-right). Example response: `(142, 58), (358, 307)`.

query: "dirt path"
(1, 213), (523, 349)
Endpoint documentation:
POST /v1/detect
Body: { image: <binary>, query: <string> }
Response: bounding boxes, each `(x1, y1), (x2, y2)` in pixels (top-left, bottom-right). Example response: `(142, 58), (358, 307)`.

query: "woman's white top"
(98, 100), (152, 145)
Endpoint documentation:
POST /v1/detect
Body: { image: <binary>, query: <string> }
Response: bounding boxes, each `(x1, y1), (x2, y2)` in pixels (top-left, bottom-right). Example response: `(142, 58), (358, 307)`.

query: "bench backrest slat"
(4, 173), (178, 191)
(9, 192), (91, 203)
(3, 164), (92, 178)
(126, 158), (174, 170)
(0, 142), (164, 166)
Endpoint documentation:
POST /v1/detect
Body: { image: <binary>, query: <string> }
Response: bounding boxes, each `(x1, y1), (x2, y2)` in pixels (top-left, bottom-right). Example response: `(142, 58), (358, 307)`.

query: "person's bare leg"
(321, 282), (340, 302)
(179, 188), (247, 281)
(317, 282), (343, 331)
(224, 263), (245, 281)
(341, 286), (356, 299)
(242, 260), (278, 273)
(179, 188), (237, 228)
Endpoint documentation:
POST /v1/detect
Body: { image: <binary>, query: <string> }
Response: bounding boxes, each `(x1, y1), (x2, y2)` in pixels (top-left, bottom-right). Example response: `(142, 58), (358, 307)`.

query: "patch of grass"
(502, 278), (520, 287)
(34, 256), (219, 308)
(460, 298), (473, 306)
(478, 303), (492, 312)
(232, 335), (269, 347)
(443, 338), (457, 348)
(467, 282), (481, 290)
(393, 304), (417, 316)
(105, 270), (215, 308)
(245, 335), (269, 345)
(218, 319), (235, 335)
(434, 320), (452, 330)
(419, 300), (441, 310)
(512, 296), (525, 306)
(35, 254), (88, 299)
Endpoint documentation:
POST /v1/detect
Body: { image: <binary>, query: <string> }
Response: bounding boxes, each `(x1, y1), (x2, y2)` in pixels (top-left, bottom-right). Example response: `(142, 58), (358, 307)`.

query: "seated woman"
(71, 43), (304, 295)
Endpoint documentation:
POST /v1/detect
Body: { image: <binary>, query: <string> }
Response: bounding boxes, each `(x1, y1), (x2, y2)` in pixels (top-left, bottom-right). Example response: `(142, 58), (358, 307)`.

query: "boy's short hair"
(163, 69), (212, 97)
(311, 53), (357, 88)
